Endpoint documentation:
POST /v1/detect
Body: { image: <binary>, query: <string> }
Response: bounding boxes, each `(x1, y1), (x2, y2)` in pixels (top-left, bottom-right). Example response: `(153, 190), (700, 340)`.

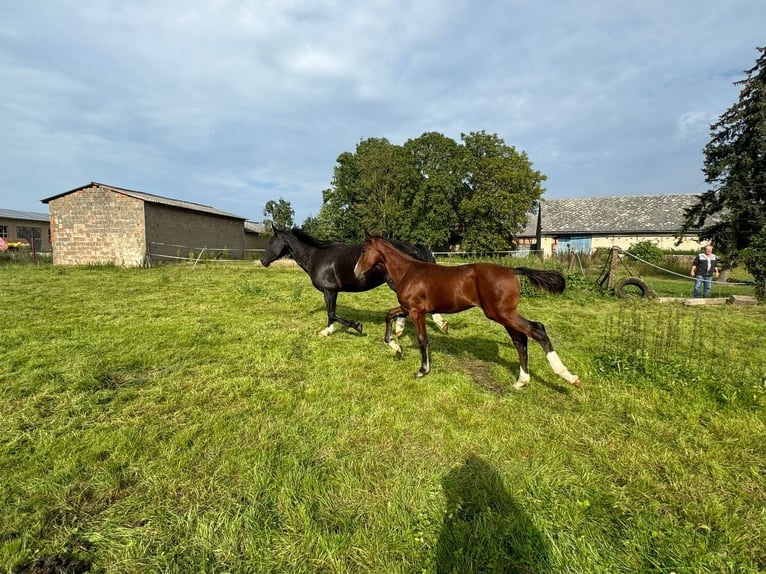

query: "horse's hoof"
(571, 377), (581, 388)
(414, 369), (429, 378)
(441, 323), (449, 335)
(387, 339), (402, 354)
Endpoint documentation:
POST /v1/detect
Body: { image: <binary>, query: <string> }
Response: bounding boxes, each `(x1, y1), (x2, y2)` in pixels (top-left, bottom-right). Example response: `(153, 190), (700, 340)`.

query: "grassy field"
(1, 262), (765, 573)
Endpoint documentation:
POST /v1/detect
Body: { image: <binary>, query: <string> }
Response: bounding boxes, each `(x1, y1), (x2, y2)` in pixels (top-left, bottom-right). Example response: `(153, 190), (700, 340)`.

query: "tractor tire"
(615, 277), (650, 299)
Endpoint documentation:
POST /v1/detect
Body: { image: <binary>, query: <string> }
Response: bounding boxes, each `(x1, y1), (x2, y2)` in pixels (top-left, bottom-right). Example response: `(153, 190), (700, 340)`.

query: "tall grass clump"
(597, 304), (765, 407)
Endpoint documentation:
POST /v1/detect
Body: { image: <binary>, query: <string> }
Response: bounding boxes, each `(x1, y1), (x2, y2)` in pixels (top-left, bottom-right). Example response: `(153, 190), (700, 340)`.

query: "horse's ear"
(270, 222), (281, 234)
(363, 229), (372, 240)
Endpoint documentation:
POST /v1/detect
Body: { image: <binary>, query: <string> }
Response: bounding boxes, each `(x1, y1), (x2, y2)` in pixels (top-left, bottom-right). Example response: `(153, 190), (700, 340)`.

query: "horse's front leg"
(411, 311), (430, 378)
(384, 307), (407, 353)
(320, 291), (362, 336)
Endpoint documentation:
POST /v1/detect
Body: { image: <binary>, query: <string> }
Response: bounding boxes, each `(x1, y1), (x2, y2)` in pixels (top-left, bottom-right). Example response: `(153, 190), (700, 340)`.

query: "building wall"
(244, 232), (269, 259)
(0, 217), (52, 253)
(145, 204), (245, 262)
(541, 234), (706, 257)
(48, 186), (146, 266)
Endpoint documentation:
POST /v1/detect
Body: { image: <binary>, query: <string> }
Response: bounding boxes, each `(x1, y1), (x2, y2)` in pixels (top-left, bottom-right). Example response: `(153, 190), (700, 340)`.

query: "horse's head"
(354, 234), (387, 279)
(260, 226), (291, 267)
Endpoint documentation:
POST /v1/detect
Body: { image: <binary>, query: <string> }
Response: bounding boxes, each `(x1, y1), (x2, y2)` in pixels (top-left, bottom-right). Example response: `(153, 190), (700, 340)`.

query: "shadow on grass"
(435, 455), (550, 573)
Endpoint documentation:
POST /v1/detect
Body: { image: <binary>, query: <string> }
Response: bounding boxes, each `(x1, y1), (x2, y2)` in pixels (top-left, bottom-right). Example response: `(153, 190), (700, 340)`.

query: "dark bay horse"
(260, 227), (447, 336)
(354, 235), (580, 389)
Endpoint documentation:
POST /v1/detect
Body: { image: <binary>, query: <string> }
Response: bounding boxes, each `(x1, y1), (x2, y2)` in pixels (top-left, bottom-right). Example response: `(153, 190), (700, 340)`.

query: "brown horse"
(354, 235), (580, 389)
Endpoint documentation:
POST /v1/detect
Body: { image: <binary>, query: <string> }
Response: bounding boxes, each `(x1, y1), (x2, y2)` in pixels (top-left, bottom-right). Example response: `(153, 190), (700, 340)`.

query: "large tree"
(681, 47), (766, 275)
(316, 138), (419, 242)
(401, 132), (466, 248)
(315, 131), (545, 250)
(458, 131), (546, 252)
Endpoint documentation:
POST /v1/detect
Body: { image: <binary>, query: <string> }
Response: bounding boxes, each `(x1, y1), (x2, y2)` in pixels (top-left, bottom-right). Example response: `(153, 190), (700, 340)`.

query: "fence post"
(607, 246), (620, 290)
(193, 248), (207, 269)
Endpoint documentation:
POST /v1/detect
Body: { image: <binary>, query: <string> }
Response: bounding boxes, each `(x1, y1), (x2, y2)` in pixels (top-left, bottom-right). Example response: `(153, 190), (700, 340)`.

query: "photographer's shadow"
(435, 455), (550, 573)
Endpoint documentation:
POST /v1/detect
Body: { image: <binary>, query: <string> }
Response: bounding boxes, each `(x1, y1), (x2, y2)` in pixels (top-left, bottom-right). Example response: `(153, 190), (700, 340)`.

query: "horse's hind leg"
(508, 315), (580, 388)
(505, 327), (530, 389)
(320, 291), (362, 336)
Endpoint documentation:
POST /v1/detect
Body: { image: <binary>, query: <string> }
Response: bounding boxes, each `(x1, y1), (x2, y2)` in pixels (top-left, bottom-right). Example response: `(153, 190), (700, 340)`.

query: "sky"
(1, 1), (764, 225)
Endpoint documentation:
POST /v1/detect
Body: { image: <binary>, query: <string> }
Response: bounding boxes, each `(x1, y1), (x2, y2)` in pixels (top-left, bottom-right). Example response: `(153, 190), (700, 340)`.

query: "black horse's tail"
(513, 267), (566, 294)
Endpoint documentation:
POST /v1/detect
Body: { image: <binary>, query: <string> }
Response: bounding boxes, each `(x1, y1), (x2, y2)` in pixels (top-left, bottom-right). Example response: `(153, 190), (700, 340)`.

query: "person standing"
(691, 244), (720, 297)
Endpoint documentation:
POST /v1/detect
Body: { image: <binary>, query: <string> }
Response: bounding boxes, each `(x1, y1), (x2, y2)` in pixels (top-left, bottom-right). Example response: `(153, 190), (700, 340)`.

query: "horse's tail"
(513, 267), (566, 294)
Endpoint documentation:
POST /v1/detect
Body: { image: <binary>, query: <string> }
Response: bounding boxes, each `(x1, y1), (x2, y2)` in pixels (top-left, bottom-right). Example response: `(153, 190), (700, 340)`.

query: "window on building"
(0, 225), (7, 238)
(17, 226), (41, 251)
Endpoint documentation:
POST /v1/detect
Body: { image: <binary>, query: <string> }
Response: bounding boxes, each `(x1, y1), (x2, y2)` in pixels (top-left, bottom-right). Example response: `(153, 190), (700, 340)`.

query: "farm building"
(520, 194), (709, 256)
(41, 182), (247, 266)
(0, 209), (52, 253)
(244, 220), (270, 256)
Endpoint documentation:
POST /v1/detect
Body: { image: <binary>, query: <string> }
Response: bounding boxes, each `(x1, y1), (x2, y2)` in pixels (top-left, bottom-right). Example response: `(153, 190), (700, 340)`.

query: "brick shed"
(41, 182), (246, 266)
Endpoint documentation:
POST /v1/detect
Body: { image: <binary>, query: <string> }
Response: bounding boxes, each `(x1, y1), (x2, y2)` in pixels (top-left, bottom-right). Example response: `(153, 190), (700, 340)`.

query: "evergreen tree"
(681, 47), (766, 273)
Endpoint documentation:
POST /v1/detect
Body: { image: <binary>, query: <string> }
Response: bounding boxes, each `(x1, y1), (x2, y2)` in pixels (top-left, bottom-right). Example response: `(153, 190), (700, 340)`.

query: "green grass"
(1, 263), (765, 573)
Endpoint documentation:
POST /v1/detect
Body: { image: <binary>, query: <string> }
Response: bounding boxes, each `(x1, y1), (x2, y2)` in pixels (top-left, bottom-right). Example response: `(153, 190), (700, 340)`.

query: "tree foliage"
(627, 240), (665, 264)
(459, 132), (546, 251)
(681, 47), (766, 271)
(314, 131), (546, 250)
(263, 198), (295, 229)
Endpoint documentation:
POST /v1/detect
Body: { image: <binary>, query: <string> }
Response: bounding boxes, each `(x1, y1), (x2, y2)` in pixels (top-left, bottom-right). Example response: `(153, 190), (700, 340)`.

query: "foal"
(354, 236), (580, 389)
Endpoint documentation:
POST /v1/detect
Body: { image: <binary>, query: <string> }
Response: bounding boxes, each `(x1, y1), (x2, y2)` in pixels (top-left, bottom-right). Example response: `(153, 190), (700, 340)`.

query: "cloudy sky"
(1, 1), (764, 224)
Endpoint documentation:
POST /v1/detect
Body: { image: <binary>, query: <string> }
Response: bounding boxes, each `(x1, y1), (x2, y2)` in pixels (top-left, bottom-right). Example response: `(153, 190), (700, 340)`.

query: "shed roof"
(245, 221), (267, 234)
(538, 194), (702, 234)
(0, 208), (50, 222)
(41, 182), (246, 220)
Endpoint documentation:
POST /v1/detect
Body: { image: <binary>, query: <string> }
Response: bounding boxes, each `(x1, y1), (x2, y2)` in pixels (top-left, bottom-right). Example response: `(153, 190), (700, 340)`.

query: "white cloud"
(1, 0), (764, 222)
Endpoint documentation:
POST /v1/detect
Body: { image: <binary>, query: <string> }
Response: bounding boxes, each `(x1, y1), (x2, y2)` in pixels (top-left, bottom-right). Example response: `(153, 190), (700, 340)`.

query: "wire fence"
(616, 247), (752, 286)
(146, 241), (544, 268)
(146, 241), (265, 268)
(145, 241), (754, 291)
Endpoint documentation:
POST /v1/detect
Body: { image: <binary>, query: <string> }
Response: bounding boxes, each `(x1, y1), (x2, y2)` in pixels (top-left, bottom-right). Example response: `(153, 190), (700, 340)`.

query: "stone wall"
(49, 186), (146, 266)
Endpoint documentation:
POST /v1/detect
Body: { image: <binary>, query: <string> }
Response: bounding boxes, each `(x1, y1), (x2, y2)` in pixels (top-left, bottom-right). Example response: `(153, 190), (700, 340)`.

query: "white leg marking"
(513, 367), (530, 390)
(319, 324), (336, 337)
(432, 313), (448, 332)
(395, 317), (406, 337)
(547, 351), (579, 384)
(388, 338), (403, 353)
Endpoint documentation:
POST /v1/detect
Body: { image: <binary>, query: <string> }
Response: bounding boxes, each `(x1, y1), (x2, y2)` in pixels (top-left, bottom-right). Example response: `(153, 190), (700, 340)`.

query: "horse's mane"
(289, 228), (335, 249)
(385, 237), (436, 263)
